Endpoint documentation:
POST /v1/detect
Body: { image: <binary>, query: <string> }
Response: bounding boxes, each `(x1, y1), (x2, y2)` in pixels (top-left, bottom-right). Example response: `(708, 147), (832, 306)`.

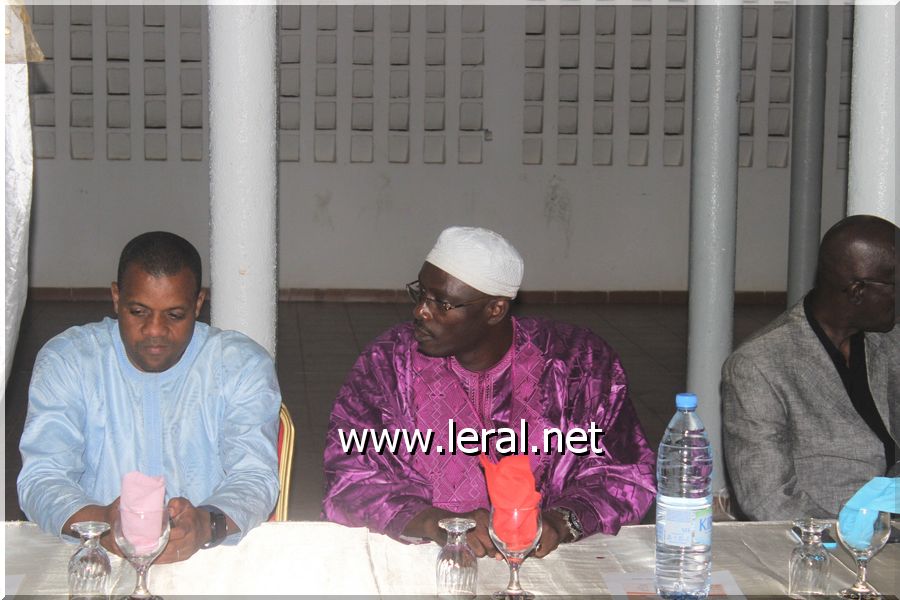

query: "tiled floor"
(4, 299), (783, 523)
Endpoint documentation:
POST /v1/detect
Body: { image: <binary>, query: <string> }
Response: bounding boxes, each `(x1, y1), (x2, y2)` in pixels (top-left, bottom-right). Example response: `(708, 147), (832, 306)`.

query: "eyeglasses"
(843, 279), (895, 292)
(406, 280), (487, 313)
(859, 279), (895, 288)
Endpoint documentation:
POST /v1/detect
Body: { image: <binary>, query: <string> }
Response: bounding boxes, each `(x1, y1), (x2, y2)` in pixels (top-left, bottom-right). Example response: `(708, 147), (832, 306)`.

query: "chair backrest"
(271, 403), (295, 522)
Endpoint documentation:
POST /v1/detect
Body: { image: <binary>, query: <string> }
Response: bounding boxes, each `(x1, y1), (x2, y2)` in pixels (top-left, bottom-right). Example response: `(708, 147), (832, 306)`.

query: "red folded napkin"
(120, 471), (166, 553)
(480, 455), (542, 551)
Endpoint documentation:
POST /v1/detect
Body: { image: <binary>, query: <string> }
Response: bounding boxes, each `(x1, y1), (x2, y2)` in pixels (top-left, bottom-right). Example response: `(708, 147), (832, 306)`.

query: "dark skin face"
(844, 248), (895, 334)
(808, 216), (897, 362)
(412, 262), (512, 372)
(111, 265), (206, 373)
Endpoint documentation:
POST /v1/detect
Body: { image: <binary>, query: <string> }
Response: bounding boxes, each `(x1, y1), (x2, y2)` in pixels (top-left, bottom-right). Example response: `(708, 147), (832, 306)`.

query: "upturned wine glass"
(788, 518), (832, 597)
(487, 507), (542, 600)
(114, 507), (170, 599)
(436, 517), (478, 598)
(835, 505), (890, 599)
(68, 521), (112, 598)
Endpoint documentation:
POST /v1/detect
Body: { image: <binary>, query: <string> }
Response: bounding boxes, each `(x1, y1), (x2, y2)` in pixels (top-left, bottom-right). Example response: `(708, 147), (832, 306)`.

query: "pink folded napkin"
(120, 471), (166, 553)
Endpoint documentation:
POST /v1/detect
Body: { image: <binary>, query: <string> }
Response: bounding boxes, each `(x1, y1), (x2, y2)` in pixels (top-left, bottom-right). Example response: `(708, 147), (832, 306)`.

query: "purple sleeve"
(321, 328), (433, 540)
(540, 331), (657, 537)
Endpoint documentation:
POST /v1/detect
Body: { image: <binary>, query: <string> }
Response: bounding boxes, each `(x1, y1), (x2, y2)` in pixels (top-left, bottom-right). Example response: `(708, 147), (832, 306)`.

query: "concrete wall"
(26, 4), (852, 292)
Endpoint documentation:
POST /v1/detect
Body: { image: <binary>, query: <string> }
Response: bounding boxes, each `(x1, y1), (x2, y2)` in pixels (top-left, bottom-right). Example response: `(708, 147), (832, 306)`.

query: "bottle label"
(656, 495), (712, 547)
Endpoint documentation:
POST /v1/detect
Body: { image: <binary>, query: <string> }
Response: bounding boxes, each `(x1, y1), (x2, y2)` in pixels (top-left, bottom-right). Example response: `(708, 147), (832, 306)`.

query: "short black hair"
(815, 214), (896, 290)
(117, 231), (202, 296)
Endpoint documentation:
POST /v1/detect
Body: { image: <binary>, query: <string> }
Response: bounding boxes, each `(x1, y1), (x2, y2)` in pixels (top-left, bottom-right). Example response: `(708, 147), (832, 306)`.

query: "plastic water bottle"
(655, 392), (713, 599)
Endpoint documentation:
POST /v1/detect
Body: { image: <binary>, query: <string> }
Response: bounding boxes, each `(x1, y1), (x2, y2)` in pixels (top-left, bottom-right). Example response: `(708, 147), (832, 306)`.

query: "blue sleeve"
(17, 342), (99, 537)
(200, 339), (282, 538)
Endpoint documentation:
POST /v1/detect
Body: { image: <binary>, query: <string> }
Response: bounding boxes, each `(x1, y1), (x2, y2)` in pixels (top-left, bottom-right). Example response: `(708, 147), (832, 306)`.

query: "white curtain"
(5, 4), (36, 385)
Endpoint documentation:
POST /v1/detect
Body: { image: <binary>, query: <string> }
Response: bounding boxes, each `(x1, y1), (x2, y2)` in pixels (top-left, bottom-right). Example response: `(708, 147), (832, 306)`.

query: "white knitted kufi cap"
(425, 226), (524, 298)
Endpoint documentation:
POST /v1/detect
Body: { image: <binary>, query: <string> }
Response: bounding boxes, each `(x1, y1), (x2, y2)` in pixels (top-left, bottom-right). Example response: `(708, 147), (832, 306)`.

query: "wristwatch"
(552, 507), (584, 543)
(198, 505), (227, 549)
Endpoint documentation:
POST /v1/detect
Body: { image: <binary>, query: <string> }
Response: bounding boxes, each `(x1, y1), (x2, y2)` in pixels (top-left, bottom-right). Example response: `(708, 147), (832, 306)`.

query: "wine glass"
(487, 506), (542, 599)
(114, 507), (170, 599)
(436, 517), (478, 598)
(788, 518), (831, 597)
(834, 505), (890, 599)
(68, 521), (112, 598)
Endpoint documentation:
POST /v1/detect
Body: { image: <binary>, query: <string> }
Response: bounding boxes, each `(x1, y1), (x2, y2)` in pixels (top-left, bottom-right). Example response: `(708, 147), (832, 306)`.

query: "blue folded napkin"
(838, 477), (898, 550)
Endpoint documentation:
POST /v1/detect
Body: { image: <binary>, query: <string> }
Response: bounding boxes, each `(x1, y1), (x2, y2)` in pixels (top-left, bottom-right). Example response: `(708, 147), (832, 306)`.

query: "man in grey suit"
(722, 215), (898, 521)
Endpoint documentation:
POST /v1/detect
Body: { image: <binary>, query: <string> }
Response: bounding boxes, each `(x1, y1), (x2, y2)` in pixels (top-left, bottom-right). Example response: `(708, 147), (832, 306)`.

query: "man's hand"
(154, 497), (211, 564)
(454, 508), (496, 558)
(532, 509), (568, 558)
(63, 499), (123, 557)
(403, 506), (499, 558)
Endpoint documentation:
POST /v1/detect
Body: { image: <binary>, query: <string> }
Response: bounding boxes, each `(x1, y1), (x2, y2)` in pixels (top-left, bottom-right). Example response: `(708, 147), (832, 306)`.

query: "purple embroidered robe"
(322, 316), (656, 541)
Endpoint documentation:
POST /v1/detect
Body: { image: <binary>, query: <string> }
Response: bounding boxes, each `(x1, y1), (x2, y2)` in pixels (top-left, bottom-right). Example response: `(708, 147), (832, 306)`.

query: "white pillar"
(208, 6), (278, 356)
(687, 5), (742, 493)
(847, 5), (897, 221)
(787, 6), (827, 305)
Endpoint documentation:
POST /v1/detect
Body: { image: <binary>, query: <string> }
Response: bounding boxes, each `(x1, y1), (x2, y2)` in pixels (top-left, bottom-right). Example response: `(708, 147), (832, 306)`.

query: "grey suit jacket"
(721, 301), (899, 521)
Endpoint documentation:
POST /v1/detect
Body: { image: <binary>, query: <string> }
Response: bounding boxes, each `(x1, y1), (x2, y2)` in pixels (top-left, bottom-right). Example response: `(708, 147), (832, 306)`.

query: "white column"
(847, 5), (896, 221)
(208, 5), (278, 356)
(687, 5), (742, 493)
(787, 6), (827, 305)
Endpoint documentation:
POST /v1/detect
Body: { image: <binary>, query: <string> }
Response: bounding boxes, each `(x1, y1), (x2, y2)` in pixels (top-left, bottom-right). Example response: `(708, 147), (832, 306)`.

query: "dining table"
(5, 519), (898, 596)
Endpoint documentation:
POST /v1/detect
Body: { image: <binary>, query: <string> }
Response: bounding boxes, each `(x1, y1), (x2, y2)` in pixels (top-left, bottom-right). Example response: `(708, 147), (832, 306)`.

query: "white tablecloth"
(5, 520), (898, 596)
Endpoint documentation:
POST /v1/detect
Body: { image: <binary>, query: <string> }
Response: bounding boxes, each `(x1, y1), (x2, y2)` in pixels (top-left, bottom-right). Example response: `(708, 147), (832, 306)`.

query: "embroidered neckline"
(448, 316), (518, 380)
(447, 319), (518, 449)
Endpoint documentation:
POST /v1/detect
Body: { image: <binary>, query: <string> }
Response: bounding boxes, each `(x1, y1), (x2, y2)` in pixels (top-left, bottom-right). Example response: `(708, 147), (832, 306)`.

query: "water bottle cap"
(675, 393), (698, 409)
